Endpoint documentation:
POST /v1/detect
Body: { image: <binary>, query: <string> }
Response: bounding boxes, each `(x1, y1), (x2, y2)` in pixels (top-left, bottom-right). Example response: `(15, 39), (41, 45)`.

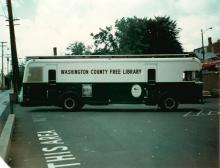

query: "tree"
(66, 41), (91, 55)
(91, 26), (119, 54)
(115, 17), (149, 54)
(5, 63), (25, 89)
(91, 16), (183, 54)
(145, 16), (183, 53)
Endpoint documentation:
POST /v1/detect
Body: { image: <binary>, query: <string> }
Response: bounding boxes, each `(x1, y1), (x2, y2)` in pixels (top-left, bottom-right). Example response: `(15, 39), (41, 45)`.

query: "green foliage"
(5, 63), (25, 88)
(91, 16), (183, 54)
(91, 26), (119, 54)
(66, 41), (91, 55)
(67, 16), (183, 55)
(145, 16), (183, 53)
(115, 17), (149, 54)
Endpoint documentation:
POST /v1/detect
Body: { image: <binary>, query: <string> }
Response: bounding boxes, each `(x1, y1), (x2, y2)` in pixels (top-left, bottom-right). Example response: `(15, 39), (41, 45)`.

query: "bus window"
(183, 71), (192, 81)
(183, 71), (200, 81)
(148, 69), (156, 82)
(48, 70), (56, 83)
(27, 67), (43, 82)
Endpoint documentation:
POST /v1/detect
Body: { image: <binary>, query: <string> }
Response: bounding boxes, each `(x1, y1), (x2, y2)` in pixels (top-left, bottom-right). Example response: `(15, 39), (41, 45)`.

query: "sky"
(0, 0), (220, 59)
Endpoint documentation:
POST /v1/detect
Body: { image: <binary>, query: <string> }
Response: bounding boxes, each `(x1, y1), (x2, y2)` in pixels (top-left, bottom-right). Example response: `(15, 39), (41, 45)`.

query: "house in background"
(206, 37), (220, 57)
(194, 37), (220, 61)
(194, 37), (220, 97)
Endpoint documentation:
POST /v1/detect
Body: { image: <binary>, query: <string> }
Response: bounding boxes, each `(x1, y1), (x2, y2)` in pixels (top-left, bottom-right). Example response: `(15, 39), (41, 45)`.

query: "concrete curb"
(0, 157), (10, 168)
(0, 114), (15, 161)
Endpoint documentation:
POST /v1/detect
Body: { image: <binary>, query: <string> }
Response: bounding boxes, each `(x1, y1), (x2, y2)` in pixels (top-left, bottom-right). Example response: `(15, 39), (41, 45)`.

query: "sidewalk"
(0, 90), (12, 134)
(0, 90), (12, 117)
(0, 90), (15, 168)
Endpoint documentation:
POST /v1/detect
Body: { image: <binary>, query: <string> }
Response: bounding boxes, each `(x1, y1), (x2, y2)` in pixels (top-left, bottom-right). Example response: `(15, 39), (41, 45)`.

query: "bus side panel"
(22, 83), (48, 106)
(107, 83), (146, 103)
(83, 83), (146, 104)
(157, 82), (203, 104)
(81, 82), (202, 104)
(57, 83), (147, 104)
(22, 82), (203, 106)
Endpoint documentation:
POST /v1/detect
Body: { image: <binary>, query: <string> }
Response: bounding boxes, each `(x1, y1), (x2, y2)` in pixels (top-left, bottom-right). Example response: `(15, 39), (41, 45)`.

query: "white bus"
(19, 54), (203, 111)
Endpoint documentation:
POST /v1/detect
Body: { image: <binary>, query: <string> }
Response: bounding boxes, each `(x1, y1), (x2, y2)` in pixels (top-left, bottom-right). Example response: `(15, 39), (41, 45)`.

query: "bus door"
(145, 64), (157, 102)
(25, 66), (45, 105)
(46, 65), (57, 105)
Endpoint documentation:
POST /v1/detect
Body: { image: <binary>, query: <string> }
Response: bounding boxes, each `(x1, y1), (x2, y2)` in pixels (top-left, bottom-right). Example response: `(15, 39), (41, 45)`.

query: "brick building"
(195, 37), (220, 97)
(194, 37), (220, 60)
(206, 37), (220, 57)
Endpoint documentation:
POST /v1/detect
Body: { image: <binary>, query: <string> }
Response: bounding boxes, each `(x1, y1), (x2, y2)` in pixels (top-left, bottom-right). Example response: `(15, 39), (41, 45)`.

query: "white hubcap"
(64, 97), (75, 109)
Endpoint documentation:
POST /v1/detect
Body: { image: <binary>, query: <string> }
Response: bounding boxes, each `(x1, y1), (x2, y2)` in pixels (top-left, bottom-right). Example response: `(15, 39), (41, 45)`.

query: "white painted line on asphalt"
(32, 115), (47, 122)
(44, 151), (72, 156)
(36, 130), (81, 168)
(183, 110), (220, 118)
(47, 163), (80, 168)
(33, 117), (47, 122)
(194, 110), (206, 117)
(183, 112), (192, 118)
(208, 111), (220, 115)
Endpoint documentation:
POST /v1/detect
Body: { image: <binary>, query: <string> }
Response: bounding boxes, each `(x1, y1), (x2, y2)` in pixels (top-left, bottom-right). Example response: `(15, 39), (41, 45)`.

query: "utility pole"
(201, 27), (213, 62)
(201, 29), (205, 61)
(7, 57), (9, 74)
(6, 0), (20, 95)
(1, 42), (7, 89)
(5, 54), (11, 74)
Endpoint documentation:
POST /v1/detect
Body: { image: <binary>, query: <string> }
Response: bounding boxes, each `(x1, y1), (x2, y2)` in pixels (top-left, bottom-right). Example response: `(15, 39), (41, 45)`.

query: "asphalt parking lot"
(9, 98), (219, 168)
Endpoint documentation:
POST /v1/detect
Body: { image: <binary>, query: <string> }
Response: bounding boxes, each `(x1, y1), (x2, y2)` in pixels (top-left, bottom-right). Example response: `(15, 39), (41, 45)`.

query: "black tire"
(62, 95), (81, 111)
(159, 96), (178, 111)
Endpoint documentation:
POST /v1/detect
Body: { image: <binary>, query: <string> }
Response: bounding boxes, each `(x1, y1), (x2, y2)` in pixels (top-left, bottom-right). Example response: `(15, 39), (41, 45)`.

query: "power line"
(5, 18), (20, 26)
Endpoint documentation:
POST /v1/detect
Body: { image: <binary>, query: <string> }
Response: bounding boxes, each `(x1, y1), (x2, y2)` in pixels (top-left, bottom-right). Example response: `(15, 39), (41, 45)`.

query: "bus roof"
(26, 53), (196, 60)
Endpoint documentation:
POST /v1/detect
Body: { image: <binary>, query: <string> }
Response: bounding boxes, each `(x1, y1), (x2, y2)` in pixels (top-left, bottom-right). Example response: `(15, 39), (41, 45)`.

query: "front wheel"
(159, 96), (178, 111)
(63, 95), (81, 111)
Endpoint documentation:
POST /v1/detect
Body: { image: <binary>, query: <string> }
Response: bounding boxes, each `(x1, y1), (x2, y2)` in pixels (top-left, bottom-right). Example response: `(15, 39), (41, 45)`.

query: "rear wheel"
(159, 96), (178, 111)
(63, 95), (81, 111)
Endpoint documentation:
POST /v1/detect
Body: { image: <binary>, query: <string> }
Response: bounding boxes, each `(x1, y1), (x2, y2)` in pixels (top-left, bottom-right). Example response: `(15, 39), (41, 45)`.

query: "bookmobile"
(19, 54), (203, 111)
